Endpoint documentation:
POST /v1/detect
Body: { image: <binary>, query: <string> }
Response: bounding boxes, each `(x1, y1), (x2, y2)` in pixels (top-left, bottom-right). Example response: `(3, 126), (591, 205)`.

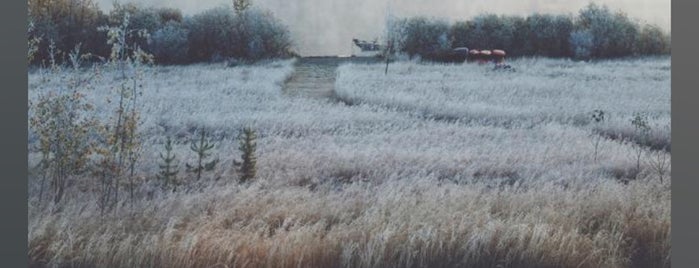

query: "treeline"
(388, 3), (670, 61)
(28, 0), (294, 66)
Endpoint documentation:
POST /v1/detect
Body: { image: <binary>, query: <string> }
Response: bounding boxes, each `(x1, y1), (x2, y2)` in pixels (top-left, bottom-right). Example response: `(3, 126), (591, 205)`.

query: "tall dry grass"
(29, 177), (669, 268)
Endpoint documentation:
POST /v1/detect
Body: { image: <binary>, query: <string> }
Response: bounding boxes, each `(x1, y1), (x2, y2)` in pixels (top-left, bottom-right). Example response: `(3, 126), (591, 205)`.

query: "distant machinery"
(352, 36), (511, 69)
(450, 47), (470, 62)
(352, 39), (383, 52)
(468, 48), (513, 70)
(468, 49), (506, 63)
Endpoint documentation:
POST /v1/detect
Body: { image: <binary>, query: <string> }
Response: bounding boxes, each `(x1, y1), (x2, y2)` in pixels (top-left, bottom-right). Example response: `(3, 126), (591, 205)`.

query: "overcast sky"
(97, 0), (671, 56)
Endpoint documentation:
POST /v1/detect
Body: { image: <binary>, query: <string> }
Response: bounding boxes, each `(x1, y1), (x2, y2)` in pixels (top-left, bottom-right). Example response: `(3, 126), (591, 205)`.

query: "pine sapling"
(157, 137), (179, 191)
(186, 130), (219, 181)
(590, 109), (606, 162)
(234, 127), (257, 183)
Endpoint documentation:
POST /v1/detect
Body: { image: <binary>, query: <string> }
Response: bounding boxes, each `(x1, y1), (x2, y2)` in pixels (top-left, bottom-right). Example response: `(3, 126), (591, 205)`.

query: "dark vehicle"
(425, 47), (470, 63)
(451, 47), (470, 62)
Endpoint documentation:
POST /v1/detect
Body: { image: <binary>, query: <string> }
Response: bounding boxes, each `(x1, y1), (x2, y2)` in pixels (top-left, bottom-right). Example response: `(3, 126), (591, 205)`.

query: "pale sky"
(97, 0), (671, 56)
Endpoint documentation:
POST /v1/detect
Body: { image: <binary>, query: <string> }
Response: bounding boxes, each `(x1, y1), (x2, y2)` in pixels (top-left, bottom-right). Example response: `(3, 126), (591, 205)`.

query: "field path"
(283, 56), (379, 100)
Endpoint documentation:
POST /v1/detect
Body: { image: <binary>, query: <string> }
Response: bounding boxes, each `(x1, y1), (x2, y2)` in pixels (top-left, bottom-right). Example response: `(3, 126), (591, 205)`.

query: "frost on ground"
(336, 57), (671, 150)
(28, 58), (671, 268)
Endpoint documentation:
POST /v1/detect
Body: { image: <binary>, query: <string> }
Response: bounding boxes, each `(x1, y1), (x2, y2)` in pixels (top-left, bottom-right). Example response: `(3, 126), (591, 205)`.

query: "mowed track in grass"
(283, 56), (380, 100)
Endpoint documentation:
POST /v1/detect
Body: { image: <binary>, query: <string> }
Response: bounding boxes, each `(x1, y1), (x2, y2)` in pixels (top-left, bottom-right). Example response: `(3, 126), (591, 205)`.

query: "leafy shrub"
(150, 21), (189, 64)
(186, 6), (239, 62)
(396, 3), (667, 61)
(575, 3), (639, 58)
(108, 3), (159, 49)
(391, 17), (450, 59)
(30, 90), (98, 205)
(243, 9), (293, 60)
(450, 15), (531, 57)
(569, 30), (594, 60)
(157, 7), (183, 23)
(449, 21), (471, 48)
(28, 0), (109, 65)
(635, 25), (670, 55)
(525, 14), (574, 57)
(28, 2), (293, 66)
(468, 15), (517, 51)
(186, 6), (293, 62)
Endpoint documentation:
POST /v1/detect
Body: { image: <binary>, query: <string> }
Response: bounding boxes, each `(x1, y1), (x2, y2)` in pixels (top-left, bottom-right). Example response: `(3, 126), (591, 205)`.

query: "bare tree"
(646, 149), (670, 184)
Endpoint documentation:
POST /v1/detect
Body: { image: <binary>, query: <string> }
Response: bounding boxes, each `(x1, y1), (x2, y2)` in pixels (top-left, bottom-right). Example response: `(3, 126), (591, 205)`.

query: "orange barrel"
(479, 50), (492, 63)
(468, 49), (481, 62)
(492, 49), (506, 63)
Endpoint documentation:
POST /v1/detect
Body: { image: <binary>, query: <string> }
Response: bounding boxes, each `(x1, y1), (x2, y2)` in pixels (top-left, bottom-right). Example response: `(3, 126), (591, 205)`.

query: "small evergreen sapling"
(186, 130), (219, 180)
(234, 127), (257, 183)
(157, 137), (179, 191)
(590, 109), (606, 162)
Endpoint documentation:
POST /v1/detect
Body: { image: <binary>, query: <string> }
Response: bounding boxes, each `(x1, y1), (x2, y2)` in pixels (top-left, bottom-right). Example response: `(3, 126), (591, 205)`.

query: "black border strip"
(672, 0), (699, 266)
(0, 0), (29, 267)
(2, 1), (694, 267)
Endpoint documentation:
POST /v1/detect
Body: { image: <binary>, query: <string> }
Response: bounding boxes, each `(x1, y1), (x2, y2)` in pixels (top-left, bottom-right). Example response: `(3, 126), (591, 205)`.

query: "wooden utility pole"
(385, 41), (392, 75)
(384, 0), (394, 75)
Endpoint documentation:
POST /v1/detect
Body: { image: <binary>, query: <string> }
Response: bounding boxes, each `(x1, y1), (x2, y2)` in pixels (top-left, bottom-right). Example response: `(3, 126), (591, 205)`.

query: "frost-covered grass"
(335, 57), (671, 149)
(28, 58), (671, 267)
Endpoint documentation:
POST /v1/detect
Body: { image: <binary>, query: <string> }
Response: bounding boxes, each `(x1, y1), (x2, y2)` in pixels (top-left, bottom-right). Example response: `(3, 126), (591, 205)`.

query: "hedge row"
(388, 3), (670, 60)
(28, 1), (294, 66)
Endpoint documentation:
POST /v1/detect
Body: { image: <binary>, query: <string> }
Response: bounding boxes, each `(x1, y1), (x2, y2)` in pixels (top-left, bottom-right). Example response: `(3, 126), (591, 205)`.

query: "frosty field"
(28, 57), (671, 267)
